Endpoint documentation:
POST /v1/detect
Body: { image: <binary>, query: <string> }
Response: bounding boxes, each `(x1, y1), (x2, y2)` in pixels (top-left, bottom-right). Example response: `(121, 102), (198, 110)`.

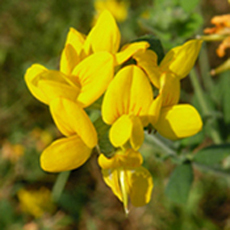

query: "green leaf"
(179, 0), (199, 13)
(165, 163), (193, 204)
(132, 34), (165, 64)
(193, 144), (230, 166)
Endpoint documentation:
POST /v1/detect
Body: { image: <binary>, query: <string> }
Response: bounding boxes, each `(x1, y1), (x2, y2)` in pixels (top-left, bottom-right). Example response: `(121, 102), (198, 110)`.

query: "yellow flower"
(40, 98), (97, 172)
(25, 52), (114, 108)
(102, 65), (161, 150)
(98, 148), (153, 214)
(63, 10), (149, 66)
(94, 0), (129, 23)
(134, 40), (203, 140)
(17, 187), (55, 218)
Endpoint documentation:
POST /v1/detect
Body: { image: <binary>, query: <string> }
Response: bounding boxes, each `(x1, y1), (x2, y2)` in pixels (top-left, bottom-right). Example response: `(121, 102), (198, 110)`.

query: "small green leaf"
(132, 34), (165, 64)
(193, 144), (230, 166)
(165, 163), (193, 204)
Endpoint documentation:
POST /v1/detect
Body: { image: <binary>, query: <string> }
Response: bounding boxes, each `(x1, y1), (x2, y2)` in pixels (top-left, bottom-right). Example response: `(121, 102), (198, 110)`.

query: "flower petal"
(160, 39), (203, 79)
(37, 70), (80, 104)
(50, 98), (97, 148)
(159, 72), (180, 107)
(64, 27), (85, 56)
(60, 44), (80, 75)
(154, 104), (203, 140)
(24, 64), (49, 104)
(127, 166), (153, 207)
(133, 49), (161, 88)
(72, 52), (114, 108)
(129, 116), (144, 151)
(40, 135), (92, 172)
(101, 168), (123, 201)
(102, 65), (153, 124)
(148, 94), (163, 126)
(115, 41), (150, 65)
(109, 115), (132, 148)
(83, 10), (120, 55)
(98, 149), (143, 169)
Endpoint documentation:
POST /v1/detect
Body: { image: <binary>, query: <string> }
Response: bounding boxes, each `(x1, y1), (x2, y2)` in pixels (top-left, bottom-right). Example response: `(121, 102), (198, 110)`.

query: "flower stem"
(189, 68), (222, 144)
(52, 171), (70, 202)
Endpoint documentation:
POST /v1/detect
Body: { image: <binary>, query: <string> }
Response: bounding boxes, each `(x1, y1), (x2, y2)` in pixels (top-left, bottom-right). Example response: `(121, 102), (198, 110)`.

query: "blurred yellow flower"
(94, 0), (129, 22)
(134, 40), (203, 140)
(204, 14), (230, 57)
(17, 187), (55, 218)
(98, 149), (153, 214)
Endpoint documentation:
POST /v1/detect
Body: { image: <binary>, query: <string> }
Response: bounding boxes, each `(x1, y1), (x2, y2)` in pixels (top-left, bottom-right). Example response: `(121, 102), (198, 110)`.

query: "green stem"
(52, 171), (71, 202)
(189, 68), (222, 144)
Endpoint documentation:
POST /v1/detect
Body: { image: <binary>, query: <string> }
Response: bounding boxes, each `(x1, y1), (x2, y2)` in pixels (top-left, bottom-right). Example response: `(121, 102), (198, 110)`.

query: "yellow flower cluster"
(25, 10), (203, 213)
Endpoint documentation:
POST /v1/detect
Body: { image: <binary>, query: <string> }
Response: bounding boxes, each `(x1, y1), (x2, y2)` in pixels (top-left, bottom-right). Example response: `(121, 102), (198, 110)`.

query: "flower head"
(134, 40), (203, 140)
(102, 65), (161, 150)
(98, 149), (153, 214)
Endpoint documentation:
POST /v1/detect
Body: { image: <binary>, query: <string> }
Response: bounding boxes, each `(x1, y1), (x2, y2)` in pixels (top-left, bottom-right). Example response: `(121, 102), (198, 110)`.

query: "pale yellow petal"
(127, 166), (153, 207)
(101, 168), (123, 201)
(160, 40), (203, 79)
(40, 135), (92, 172)
(72, 52), (114, 108)
(154, 104), (203, 140)
(133, 49), (161, 88)
(148, 94), (163, 126)
(24, 64), (49, 104)
(115, 41), (149, 65)
(60, 44), (80, 75)
(50, 98), (97, 148)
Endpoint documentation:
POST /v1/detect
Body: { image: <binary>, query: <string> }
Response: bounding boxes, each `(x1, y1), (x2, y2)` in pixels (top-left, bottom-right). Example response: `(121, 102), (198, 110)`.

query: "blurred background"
(1, 0), (230, 229)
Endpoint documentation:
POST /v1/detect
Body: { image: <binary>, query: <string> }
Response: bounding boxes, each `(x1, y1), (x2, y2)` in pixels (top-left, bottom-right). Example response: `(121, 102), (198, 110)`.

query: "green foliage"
(165, 163), (194, 204)
(194, 144), (230, 166)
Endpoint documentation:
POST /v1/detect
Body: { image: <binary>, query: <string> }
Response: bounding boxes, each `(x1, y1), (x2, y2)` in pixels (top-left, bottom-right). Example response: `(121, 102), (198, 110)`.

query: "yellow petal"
(127, 166), (153, 207)
(60, 44), (80, 75)
(133, 49), (161, 88)
(98, 149), (143, 169)
(101, 168), (123, 201)
(24, 64), (49, 104)
(64, 27), (85, 56)
(72, 52), (114, 108)
(148, 94), (163, 126)
(109, 115), (132, 148)
(102, 65), (153, 124)
(154, 104), (203, 140)
(40, 135), (92, 172)
(50, 98), (97, 148)
(129, 116), (144, 151)
(160, 39), (203, 79)
(36, 70), (80, 104)
(159, 72), (180, 107)
(83, 10), (120, 55)
(115, 41), (150, 65)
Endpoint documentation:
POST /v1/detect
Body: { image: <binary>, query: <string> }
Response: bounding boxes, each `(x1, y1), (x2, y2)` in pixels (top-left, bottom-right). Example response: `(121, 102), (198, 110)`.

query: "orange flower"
(204, 14), (230, 57)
